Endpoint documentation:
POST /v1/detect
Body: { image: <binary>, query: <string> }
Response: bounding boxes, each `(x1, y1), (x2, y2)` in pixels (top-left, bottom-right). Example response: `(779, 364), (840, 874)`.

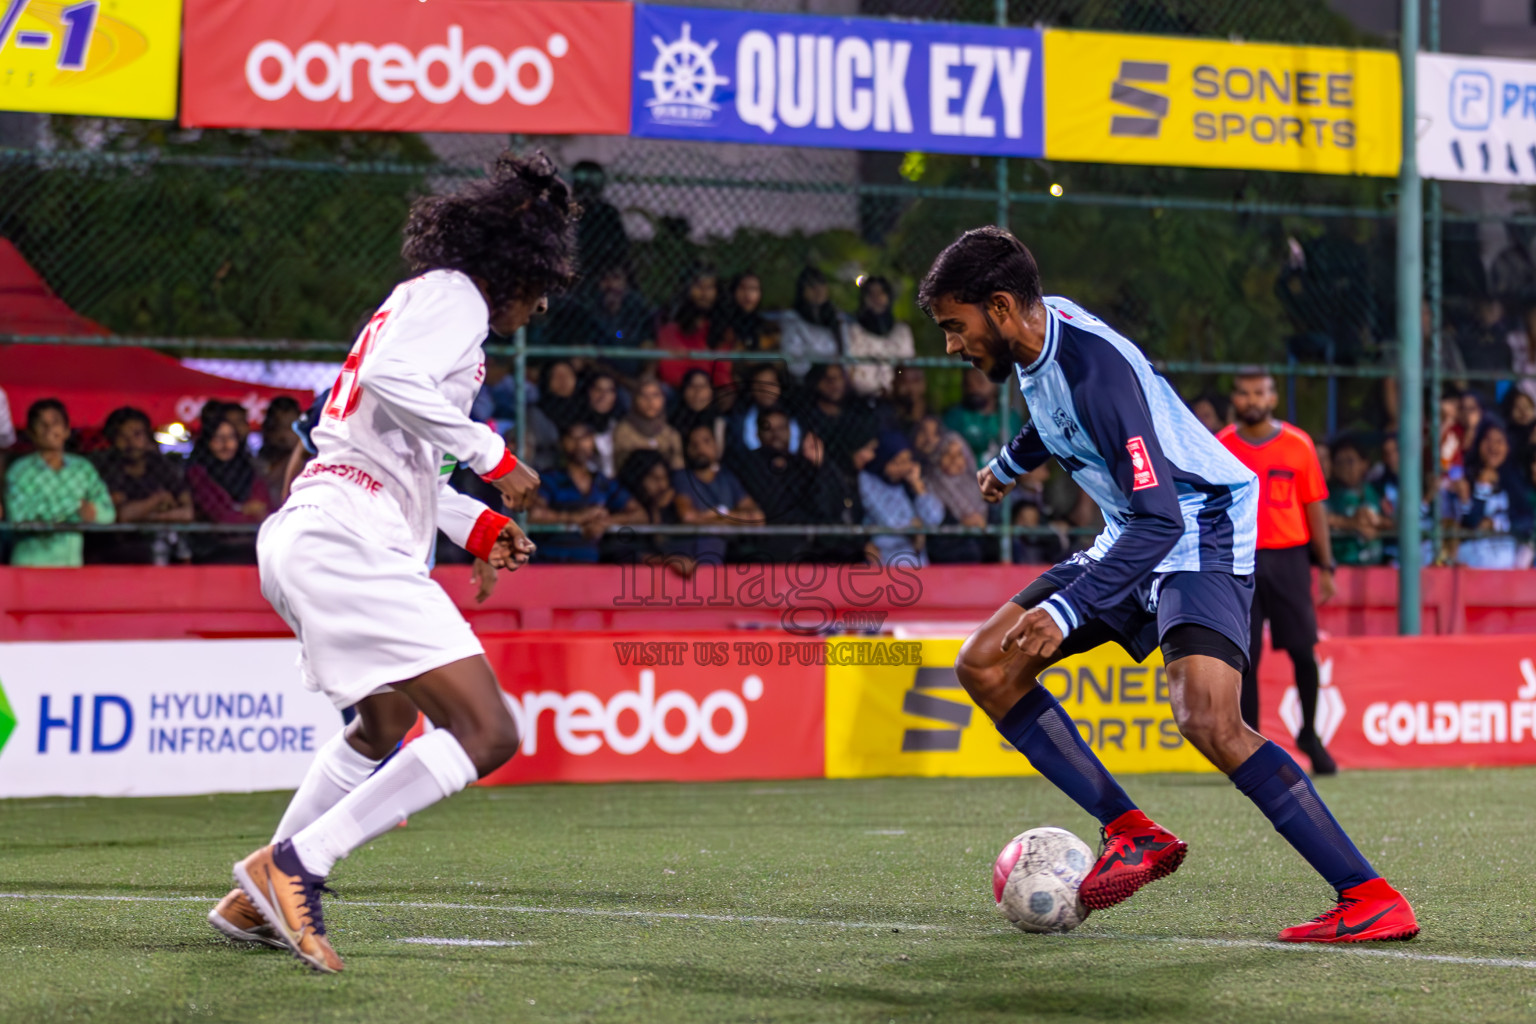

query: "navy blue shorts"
(1011, 555), (1254, 668)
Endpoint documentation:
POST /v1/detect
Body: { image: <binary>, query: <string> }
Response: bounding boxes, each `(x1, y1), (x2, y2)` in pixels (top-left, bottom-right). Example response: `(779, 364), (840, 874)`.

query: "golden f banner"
(824, 638), (1215, 779)
(1044, 30), (1400, 177)
(0, 0), (182, 119)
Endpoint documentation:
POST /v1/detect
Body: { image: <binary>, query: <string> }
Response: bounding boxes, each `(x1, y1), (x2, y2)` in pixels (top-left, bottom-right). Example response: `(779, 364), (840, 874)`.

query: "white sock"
(288, 730), (478, 878)
(272, 729), (383, 843)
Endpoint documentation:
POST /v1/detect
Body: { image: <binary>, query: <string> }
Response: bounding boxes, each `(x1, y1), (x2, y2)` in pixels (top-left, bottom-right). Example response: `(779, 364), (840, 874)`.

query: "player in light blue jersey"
(920, 227), (1418, 944)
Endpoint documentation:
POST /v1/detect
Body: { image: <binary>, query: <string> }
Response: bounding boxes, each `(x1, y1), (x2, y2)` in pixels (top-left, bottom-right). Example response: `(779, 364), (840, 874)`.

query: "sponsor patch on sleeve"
(1126, 436), (1158, 491)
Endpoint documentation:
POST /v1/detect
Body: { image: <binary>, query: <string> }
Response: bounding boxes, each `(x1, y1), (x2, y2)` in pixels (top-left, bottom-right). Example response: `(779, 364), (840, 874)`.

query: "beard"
(1235, 405), (1272, 426)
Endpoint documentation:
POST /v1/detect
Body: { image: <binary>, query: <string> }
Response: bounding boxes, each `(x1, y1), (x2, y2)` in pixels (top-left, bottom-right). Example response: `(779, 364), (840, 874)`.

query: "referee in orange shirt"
(1217, 371), (1337, 776)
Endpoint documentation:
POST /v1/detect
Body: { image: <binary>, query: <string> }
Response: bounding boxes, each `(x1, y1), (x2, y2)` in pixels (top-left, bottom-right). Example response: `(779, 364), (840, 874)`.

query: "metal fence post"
(994, 0), (1014, 566)
(1426, 0), (1443, 566)
(1396, 0), (1424, 634)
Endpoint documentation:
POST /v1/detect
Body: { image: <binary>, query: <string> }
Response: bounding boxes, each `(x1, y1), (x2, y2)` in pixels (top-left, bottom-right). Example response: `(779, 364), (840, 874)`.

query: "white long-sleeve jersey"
(289, 270), (515, 563)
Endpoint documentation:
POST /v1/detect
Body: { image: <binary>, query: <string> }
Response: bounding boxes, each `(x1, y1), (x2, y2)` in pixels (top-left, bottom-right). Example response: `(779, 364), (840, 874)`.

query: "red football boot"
(1278, 878), (1420, 943)
(1078, 809), (1188, 910)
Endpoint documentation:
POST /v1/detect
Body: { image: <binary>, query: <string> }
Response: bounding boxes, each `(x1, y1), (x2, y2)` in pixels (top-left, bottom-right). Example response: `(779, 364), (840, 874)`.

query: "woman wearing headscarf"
(584, 371), (621, 477)
(657, 266), (731, 389)
(858, 429), (944, 567)
(710, 271), (780, 354)
(669, 368), (726, 456)
(776, 266), (844, 379)
(917, 421), (989, 563)
(187, 406), (272, 563)
(1455, 421), (1533, 569)
(844, 275), (914, 399)
(613, 378), (685, 478)
(527, 359), (588, 471)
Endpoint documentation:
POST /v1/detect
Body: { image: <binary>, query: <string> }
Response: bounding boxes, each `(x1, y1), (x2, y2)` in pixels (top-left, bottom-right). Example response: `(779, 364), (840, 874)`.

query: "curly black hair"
(401, 151), (581, 313)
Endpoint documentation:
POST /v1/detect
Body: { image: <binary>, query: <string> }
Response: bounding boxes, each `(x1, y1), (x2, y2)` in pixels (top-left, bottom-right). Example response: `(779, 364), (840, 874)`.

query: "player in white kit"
(206, 154), (578, 973)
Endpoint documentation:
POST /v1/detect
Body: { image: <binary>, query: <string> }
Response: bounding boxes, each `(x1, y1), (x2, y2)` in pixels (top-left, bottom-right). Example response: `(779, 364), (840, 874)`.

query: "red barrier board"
(461, 632), (824, 784)
(1257, 634), (1536, 770)
(180, 0), (632, 134)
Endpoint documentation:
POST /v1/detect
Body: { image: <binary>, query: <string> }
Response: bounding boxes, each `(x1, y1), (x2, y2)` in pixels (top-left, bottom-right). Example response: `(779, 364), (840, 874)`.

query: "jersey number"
(324, 310), (389, 421)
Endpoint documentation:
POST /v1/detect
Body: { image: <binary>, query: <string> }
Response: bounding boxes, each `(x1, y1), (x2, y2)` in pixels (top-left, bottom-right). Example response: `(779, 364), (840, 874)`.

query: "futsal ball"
(992, 826), (1093, 933)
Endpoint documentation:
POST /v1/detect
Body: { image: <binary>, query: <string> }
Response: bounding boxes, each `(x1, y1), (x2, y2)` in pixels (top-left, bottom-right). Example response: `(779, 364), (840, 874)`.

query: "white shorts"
(257, 502), (485, 710)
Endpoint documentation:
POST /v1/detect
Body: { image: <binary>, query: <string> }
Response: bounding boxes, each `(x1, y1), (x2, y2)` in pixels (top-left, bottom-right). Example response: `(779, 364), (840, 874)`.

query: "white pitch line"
(396, 937), (529, 947)
(6, 892), (1535, 970)
(0, 893), (942, 931)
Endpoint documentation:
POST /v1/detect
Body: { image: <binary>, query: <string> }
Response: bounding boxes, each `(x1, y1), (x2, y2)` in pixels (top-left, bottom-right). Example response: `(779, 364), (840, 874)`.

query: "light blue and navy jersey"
(986, 296), (1258, 638)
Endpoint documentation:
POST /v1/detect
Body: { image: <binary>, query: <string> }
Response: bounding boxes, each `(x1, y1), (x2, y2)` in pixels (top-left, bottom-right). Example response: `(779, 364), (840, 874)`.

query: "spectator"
(96, 406), (192, 565)
(589, 265), (655, 387)
(571, 160), (629, 282)
(187, 407), (270, 563)
(727, 363), (802, 457)
(711, 271), (779, 353)
(1455, 423), (1532, 569)
(673, 422), (764, 531)
(584, 372), (621, 477)
(529, 421), (645, 563)
(800, 362), (874, 469)
(1326, 438), (1384, 567)
(859, 430), (944, 567)
(617, 448), (714, 573)
(777, 266), (844, 378)
(657, 266), (728, 389)
(735, 406), (818, 561)
(804, 424), (877, 563)
(221, 403), (254, 455)
(1456, 391), (1487, 466)
(5, 398), (115, 567)
(256, 396), (302, 504)
(1500, 388), (1536, 468)
(614, 378), (684, 474)
(943, 367), (1016, 461)
(528, 359), (587, 471)
(668, 368), (725, 456)
(887, 365), (930, 433)
(1456, 295), (1512, 401)
(1189, 392), (1231, 434)
(1507, 302), (1536, 406)
(918, 422), (988, 563)
(1011, 484), (1066, 566)
(0, 383), (14, 453)
(471, 354), (521, 424)
(844, 275), (914, 398)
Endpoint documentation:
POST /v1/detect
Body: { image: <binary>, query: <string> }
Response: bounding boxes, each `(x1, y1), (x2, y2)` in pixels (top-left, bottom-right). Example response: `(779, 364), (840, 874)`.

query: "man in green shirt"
(5, 398), (115, 567)
(1325, 438), (1384, 567)
(943, 367), (1022, 463)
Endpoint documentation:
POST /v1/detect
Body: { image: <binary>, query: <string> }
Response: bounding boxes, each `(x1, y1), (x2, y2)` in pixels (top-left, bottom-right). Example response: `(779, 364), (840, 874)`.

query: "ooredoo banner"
(824, 639), (1215, 779)
(0, 640), (341, 798)
(1257, 635), (1536, 770)
(631, 4), (1044, 156)
(179, 0), (632, 134)
(473, 632), (825, 785)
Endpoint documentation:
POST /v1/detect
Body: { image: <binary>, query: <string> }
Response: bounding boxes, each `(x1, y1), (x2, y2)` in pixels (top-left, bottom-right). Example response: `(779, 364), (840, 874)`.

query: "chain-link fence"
(2, 0), (1533, 572)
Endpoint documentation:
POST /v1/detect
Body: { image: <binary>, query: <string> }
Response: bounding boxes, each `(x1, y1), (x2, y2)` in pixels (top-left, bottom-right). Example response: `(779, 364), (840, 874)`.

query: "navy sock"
(1230, 741), (1377, 892)
(996, 687), (1136, 826)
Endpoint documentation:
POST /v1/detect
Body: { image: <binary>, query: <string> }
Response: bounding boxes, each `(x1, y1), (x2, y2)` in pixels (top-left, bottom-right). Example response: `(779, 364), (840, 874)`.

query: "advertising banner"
(631, 4), (1043, 156)
(1417, 52), (1536, 184)
(0, 640), (341, 798)
(473, 632), (825, 785)
(0, 0), (182, 119)
(825, 639), (1214, 779)
(1257, 635), (1536, 771)
(1043, 30), (1399, 176)
(179, 0), (632, 134)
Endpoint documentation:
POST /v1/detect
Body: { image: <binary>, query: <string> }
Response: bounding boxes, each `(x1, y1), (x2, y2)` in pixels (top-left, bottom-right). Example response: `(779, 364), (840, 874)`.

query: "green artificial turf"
(2, 769), (1535, 1023)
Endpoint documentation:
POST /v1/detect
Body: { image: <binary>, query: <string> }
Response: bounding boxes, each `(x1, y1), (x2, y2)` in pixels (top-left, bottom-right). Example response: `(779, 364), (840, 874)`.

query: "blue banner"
(631, 5), (1044, 156)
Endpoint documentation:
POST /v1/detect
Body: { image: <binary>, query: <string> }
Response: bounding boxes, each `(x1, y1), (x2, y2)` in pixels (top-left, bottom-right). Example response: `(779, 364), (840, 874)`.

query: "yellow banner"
(0, 0), (181, 119)
(1043, 30), (1399, 176)
(824, 638), (1215, 779)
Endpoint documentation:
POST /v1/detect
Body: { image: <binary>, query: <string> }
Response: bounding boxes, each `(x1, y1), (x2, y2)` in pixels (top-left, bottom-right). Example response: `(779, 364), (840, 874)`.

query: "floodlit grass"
(3, 769), (1535, 1023)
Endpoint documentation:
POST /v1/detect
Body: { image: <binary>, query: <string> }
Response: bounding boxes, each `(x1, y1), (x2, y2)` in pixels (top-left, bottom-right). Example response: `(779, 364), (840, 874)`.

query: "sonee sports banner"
(1043, 30), (1400, 176)
(630, 3), (1044, 157)
(0, 0), (183, 119)
(179, 0), (632, 134)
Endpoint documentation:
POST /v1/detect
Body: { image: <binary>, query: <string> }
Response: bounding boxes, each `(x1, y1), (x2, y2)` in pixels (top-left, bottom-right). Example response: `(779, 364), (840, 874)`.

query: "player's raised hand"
(492, 460), (541, 511)
(976, 465), (1015, 504)
(1000, 606), (1063, 658)
(488, 519), (536, 572)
